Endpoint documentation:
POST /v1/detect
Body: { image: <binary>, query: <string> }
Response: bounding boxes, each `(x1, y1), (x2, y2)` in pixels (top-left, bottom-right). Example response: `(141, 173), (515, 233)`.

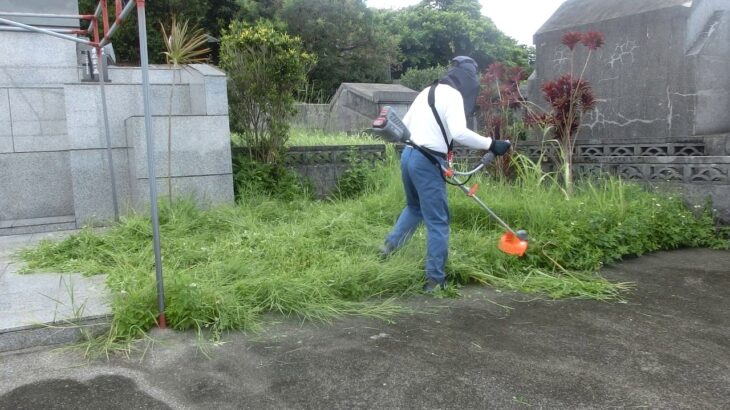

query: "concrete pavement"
(0, 248), (728, 409)
(0, 231), (110, 352)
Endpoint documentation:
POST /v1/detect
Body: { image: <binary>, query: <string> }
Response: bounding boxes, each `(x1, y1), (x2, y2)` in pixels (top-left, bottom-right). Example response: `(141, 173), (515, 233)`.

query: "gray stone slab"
(202, 75), (229, 116)
(0, 222), (77, 237)
(695, 89), (730, 135)
(69, 148), (132, 226)
(8, 87), (69, 151)
(0, 151), (74, 221)
(187, 64), (226, 77)
(107, 66), (178, 84)
(0, 88), (10, 138)
(0, 216), (76, 237)
(0, 32), (78, 68)
(0, 265), (110, 352)
(0, 0), (79, 28)
(185, 65), (229, 115)
(132, 174), (234, 211)
(0, 67), (78, 87)
(126, 115), (232, 179)
(0, 315), (109, 353)
(0, 88), (12, 151)
(0, 215), (75, 229)
(64, 83), (192, 150)
(0, 137), (12, 153)
(0, 227), (111, 351)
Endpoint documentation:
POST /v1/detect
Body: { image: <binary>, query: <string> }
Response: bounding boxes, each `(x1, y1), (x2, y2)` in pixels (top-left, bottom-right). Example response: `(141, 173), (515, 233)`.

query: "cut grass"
(19, 150), (725, 347)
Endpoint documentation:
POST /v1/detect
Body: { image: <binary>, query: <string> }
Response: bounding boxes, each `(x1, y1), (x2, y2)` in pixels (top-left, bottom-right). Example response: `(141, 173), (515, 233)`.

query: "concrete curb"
(0, 314), (111, 353)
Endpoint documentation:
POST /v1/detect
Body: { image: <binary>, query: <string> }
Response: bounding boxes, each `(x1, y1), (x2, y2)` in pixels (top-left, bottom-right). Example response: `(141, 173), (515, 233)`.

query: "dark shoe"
(423, 278), (446, 293)
(379, 242), (396, 260)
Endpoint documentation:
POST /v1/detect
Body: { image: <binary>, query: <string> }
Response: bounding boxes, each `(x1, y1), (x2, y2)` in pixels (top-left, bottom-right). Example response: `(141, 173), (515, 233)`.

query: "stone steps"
(0, 215), (76, 237)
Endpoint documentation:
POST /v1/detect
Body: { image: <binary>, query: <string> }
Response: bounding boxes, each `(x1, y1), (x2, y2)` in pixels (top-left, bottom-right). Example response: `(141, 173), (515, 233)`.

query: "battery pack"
(371, 106), (411, 143)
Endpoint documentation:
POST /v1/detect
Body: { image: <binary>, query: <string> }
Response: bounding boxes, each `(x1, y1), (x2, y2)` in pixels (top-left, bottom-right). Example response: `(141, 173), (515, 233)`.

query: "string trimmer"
(371, 106), (528, 256)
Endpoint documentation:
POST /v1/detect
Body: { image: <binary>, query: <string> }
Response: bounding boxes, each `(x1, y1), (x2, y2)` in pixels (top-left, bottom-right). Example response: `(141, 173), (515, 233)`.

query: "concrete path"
(0, 248), (728, 409)
(0, 231), (110, 352)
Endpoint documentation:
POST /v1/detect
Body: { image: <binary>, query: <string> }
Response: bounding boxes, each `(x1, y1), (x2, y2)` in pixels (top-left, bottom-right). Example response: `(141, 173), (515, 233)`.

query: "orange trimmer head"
(498, 230), (528, 257)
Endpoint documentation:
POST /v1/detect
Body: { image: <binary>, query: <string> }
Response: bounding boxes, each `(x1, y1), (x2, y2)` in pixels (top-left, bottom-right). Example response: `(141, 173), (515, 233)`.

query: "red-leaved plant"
(524, 30), (604, 196)
(477, 62), (528, 177)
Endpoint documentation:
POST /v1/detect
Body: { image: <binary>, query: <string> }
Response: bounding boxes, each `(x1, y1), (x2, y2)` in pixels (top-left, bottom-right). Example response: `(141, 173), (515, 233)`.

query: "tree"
(276, 0), (401, 98)
(220, 20), (316, 162)
(381, 0), (528, 76)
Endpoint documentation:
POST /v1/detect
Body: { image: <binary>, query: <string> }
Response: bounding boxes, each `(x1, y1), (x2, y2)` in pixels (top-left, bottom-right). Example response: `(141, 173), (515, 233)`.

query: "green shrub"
(220, 20), (316, 162)
(399, 65), (448, 92)
(332, 148), (389, 199)
(232, 155), (313, 201)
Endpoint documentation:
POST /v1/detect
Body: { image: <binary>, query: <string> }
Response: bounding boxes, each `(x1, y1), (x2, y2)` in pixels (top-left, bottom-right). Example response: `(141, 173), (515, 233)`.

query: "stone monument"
(0, 0), (234, 235)
(527, 0), (730, 222)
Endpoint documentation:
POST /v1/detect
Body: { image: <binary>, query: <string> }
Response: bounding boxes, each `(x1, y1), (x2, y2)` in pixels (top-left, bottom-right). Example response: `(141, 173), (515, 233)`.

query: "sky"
(366, 0), (567, 46)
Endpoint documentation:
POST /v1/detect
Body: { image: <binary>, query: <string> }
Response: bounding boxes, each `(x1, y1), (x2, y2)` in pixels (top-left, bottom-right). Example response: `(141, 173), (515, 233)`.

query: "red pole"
(101, 0), (109, 37)
(116, 0), (123, 21)
(92, 17), (99, 46)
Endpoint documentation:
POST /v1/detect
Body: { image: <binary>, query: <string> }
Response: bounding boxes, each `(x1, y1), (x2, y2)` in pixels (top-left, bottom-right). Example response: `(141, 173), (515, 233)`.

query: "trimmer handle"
(480, 151), (496, 166)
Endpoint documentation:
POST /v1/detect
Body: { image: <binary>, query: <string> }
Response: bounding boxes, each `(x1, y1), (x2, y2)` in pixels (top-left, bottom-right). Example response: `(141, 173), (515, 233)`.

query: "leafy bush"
(220, 20), (316, 162)
(399, 65), (448, 92)
(333, 148), (389, 199)
(232, 155), (312, 201)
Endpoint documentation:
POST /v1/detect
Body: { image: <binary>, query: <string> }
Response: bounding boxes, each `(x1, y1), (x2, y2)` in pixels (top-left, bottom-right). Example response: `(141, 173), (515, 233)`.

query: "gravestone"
(0, 1), (234, 235)
(324, 83), (418, 134)
(526, 0), (730, 222)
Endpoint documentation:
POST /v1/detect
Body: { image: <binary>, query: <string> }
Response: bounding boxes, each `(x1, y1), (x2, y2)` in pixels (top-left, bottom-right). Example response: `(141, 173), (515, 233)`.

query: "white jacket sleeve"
(442, 88), (493, 151)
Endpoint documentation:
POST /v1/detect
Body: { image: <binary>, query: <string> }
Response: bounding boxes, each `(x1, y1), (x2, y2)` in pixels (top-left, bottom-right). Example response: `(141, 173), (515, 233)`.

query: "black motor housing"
(371, 106), (410, 143)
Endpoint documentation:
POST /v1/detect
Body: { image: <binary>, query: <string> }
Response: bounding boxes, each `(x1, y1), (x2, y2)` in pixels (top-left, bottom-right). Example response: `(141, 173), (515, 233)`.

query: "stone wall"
(292, 103), (329, 131)
(324, 83), (417, 134)
(233, 145), (387, 199)
(526, 0), (730, 223)
(0, 15), (234, 235)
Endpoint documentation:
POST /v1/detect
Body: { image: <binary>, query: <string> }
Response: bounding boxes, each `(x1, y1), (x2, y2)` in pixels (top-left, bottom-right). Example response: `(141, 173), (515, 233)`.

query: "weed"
(19, 150), (725, 349)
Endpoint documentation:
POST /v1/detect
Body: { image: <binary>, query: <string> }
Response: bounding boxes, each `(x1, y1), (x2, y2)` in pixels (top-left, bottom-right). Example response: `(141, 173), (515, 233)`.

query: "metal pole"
(0, 12), (95, 20)
(100, 0), (137, 47)
(97, 47), (120, 222)
(136, 0), (167, 329)
(0, 17), (93, 45)
(0, 26), (87, 35)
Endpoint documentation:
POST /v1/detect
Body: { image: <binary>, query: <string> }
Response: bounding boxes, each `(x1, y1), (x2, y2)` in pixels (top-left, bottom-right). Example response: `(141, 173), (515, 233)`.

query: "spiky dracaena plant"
(476, 62), (528, 178)
(160, 16), (210, 202)
(523, 31), (604, 197)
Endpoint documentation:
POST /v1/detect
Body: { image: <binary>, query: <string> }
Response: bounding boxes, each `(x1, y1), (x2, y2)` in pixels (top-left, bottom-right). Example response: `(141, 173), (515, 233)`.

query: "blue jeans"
(386, 147), (449, 284)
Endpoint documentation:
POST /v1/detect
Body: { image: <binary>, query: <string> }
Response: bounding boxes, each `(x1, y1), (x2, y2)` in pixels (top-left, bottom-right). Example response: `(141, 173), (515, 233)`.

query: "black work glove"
(489, 140), (512, 156)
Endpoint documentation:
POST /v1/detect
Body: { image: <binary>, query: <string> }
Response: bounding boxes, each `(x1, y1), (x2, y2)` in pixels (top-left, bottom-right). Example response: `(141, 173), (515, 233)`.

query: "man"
(381, 56), (511, 292)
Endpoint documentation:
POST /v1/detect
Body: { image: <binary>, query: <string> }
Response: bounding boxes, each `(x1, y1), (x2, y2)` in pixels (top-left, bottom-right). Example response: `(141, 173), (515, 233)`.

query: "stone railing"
(232, 145), (387, 198)
(231, 139), (729, 222)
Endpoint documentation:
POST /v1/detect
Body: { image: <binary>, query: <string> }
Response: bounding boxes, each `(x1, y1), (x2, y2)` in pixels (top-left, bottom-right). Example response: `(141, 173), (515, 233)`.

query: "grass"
(18, 148), (726, 348)
(287, 128), (382, 146)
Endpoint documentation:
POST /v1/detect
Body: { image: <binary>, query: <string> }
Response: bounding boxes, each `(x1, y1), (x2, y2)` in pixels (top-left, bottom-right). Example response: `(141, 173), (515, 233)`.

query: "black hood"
(439, 56), (480, 117)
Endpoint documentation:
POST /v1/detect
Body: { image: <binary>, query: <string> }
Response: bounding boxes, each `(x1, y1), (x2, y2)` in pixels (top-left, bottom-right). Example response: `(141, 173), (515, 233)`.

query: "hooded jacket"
(402, 56), (492, 155)
(439, 56), (480, 118)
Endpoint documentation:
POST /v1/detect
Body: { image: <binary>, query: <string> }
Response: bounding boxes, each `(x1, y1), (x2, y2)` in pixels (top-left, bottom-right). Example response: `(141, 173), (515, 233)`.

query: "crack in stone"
(582, 107), (665, 133)
(665, 87), (697, 136)
(608, 40), (639, 69)
(552, 49), (570, 72)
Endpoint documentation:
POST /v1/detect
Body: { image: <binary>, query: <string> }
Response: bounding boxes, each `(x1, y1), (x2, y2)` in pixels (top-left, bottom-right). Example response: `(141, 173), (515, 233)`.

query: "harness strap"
(428, 81), (453, 156)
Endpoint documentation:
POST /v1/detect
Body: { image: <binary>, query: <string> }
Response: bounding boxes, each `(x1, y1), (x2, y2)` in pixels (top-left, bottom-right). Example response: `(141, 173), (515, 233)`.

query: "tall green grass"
(19, 150), (725, 345)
